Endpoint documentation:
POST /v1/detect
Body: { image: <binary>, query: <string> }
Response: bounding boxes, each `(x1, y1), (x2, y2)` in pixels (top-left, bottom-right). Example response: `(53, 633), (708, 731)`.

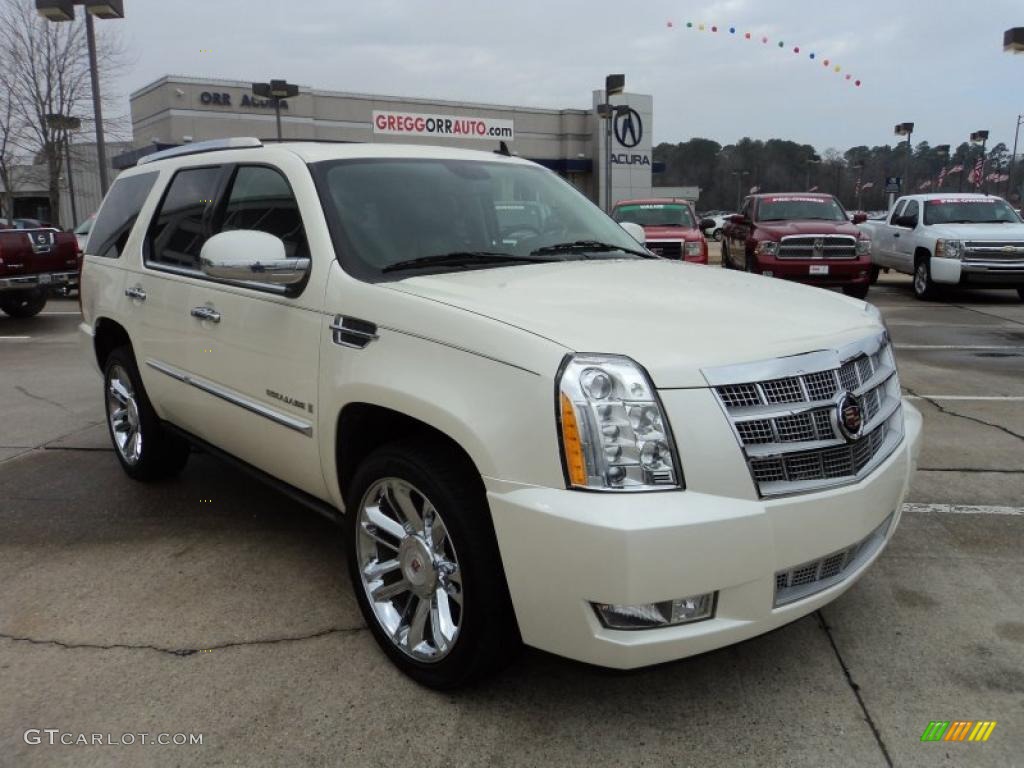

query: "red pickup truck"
(612, 198), (711, 263)
(0, 226), (81, 317)
(721, 193), (872, 298)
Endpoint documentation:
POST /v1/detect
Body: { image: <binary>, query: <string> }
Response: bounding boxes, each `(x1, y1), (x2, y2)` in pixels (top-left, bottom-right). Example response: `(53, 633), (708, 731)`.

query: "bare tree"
(0, 2), (127, 227)
(0, 83), (23, 221)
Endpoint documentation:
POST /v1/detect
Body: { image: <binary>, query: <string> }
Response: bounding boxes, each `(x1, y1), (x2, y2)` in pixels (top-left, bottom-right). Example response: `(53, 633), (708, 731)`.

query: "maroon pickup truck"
(0, 226), (81, 317)
(721, 193), (872, 299)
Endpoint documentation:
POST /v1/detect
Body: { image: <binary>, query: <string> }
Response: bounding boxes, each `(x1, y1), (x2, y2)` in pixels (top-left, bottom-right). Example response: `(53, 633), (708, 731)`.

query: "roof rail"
(138, 137), (263, 166)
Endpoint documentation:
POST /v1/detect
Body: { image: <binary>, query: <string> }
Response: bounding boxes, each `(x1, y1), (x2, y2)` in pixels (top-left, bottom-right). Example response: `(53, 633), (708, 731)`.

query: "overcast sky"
(107, 0), (1023, 152)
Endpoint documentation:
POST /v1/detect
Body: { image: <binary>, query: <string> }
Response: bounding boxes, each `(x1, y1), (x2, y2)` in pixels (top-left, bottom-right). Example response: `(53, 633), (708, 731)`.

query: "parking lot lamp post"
(46, 113), (82, 225)
(252, 80), (300, 141)
(731, 170), (750, 210)
(35, 1), (125, 196)
(970, 130), (989, 192)
(894, 122), (914, 193)
(597, 74), (626, 213)
(854, 162), (865, 210)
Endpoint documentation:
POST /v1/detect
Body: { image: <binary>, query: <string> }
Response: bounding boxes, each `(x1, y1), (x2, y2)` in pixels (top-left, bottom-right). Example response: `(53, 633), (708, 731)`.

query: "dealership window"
(146, 166), (222, 270)
(88, 172), (159, 258)
(218, 166), (308, 258)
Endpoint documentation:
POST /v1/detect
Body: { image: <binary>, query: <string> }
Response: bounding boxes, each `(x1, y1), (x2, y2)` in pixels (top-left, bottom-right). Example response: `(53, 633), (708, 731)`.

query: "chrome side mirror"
(619, 221), (646, 244)
(199, 230), (309, 286)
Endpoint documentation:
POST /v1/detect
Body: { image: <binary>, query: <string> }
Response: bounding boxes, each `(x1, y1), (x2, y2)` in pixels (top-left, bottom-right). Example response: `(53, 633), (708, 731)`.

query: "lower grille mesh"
(774, 513), (893, 606)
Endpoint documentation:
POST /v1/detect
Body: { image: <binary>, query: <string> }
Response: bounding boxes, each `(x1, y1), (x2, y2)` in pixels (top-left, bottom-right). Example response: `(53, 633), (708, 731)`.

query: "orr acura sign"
(373, 110), (513, 141)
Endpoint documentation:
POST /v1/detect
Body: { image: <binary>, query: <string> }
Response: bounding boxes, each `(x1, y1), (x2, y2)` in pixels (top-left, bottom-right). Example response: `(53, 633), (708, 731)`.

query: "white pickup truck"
(859, 193), (1024, 300)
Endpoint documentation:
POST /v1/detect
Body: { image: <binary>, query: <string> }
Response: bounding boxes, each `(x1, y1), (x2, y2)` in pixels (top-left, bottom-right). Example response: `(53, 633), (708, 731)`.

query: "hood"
(755, 220), (863, 238)
(384, 259), (881, 388)
(925, 222), (1024, 240)
(642, 225), (703, 241)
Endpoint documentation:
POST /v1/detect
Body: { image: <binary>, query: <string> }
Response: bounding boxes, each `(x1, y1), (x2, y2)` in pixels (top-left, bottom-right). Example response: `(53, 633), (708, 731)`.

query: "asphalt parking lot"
(2, 263), (1023, 767)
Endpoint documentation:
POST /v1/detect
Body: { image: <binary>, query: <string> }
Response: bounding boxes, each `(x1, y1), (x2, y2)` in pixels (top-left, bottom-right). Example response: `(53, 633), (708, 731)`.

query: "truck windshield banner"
(373, 110), (514, 141)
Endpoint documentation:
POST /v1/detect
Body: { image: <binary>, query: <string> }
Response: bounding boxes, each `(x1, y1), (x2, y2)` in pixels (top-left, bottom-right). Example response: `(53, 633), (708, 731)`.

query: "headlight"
(935, 239), (964, 260)
(856, 238), (871, 256)
(684, 241), (703, 257)
(557, 354), (682, 491)
(755, 241), (779, 256)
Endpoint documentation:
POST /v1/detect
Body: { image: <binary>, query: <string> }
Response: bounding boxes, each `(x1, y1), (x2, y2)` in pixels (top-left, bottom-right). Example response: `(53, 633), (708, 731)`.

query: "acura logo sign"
(614, 108), (643, 148)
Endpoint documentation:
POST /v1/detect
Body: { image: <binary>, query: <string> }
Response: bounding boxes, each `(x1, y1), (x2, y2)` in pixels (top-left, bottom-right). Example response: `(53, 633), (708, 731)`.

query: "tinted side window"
(889, 200), (906, 225)
(218, 166), (308, 258)
(147, 167), (222, 269)
(902, 200), (919, 226)
(88, 172), (158, 258)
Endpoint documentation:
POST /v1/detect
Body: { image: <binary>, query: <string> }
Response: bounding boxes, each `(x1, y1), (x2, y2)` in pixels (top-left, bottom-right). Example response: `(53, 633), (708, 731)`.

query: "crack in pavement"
(14, 385), (77, 415)
(816, 610), (893, 768)
(904, 386), (1024, 442)
(0, 625), (367, 657)
(918, 467), (1024, 474)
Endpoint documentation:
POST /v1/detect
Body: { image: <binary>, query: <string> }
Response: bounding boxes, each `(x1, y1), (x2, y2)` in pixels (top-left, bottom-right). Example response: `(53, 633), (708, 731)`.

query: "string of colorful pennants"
(666, 20), (863, 87)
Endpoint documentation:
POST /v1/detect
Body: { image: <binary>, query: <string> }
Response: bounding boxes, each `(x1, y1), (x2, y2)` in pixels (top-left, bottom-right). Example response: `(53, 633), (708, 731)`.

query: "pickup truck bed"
(0, 228), (80, 317)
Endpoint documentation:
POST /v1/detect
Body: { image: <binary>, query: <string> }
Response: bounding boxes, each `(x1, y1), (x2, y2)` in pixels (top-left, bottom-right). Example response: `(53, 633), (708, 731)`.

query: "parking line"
(39, 311), (82, 316)
(895, 344), (1024, 350)
(902, 503), (1023, 517)
(0, 336), (31, 340)
(904, 395), (1024, 401)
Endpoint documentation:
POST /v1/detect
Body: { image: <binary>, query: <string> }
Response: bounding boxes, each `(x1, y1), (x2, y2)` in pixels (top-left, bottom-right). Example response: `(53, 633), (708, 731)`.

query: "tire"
(843, 283), (870, 300)
(346, 438), (517, 689)
(913, 257), (938, 301)
(0, 290), (47, 318)
(869, 265), (880, 285)
(103, 346), (190, 481)
(712, 228), (723, 242)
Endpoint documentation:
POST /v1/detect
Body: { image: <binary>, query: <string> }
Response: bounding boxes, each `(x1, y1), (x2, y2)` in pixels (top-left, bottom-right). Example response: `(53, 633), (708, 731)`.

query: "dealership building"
(124, 76), (695, 207)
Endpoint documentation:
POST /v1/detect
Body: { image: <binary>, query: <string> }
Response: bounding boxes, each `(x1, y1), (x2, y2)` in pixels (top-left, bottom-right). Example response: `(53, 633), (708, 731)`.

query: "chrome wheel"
(356, 478), (463, 662)
(914, 262), (928, 295)
(106, 364), (142, 465)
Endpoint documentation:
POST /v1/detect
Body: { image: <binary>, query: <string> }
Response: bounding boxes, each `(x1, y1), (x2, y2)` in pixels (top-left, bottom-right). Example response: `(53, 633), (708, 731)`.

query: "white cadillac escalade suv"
(80, 138), (922, 688)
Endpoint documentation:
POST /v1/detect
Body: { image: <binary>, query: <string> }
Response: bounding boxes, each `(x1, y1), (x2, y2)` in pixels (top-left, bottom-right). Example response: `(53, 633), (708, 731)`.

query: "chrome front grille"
(704, 333), (904, 497)
(961, 241), (1024, 271)
(774, 513), (893, 606)
(777, 235), (857, 259)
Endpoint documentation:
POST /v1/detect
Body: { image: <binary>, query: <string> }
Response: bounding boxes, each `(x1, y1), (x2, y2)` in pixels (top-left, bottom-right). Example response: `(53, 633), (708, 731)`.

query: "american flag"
(937, 167), (948, 188)
(968, 157), (984, 187)
(749, 185), (760, 194)
(997, 173), (1010, 183)
(948, 163), (964, 174)
(918, 180), (932, 190)
(986, 171), (1000, 182)
(808, 185), (819, 192)
(860, 181), (875, 190)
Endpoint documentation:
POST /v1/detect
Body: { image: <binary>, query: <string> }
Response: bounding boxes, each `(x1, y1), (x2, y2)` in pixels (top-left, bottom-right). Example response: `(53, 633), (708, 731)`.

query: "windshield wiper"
(529, 240), (653, 258)
(382, 251), (552, 273)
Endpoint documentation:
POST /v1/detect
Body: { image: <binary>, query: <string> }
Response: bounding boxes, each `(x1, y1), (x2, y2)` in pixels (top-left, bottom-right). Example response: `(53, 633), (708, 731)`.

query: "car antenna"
(494, 141), (512, 157)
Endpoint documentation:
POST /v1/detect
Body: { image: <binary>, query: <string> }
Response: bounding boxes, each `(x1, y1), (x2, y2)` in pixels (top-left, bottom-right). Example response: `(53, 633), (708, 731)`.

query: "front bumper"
(487, 400), (922, 669)
(0, 271), (78, 291)
(930, 256), (1024, 287)
(756, 257), (872, 286)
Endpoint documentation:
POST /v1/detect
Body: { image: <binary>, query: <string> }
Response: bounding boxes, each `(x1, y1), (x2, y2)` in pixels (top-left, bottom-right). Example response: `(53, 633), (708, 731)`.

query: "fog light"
(592, 592), (716, 630)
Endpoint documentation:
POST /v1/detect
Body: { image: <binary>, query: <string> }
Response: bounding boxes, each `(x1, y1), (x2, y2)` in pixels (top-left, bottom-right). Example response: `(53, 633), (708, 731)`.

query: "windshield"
(75, 218), (93, 235)
(312, 158), (644, 279)
(613, 203), (695, 228)
(756, 197), (847, 222)
(923, 198), (1022, 225)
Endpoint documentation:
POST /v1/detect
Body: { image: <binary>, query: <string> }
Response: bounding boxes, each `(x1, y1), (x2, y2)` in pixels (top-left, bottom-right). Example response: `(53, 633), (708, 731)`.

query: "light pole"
(894, 122), (914, 194)
(1007, 115), (1023, 201)
(36, 1), (125, 196)
(252, 79), (299, 141)
(854, 162), (865, 210)
(970, 130), (989, 191)
(804, 157), (820, 191)
(597, 74), (627, 213)
(46, 113), (82, 225)
(731, 170), (750, 210)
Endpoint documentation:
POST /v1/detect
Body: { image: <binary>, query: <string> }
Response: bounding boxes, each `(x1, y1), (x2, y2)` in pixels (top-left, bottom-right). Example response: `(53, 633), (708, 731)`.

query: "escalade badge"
(837, 392), (864, 442)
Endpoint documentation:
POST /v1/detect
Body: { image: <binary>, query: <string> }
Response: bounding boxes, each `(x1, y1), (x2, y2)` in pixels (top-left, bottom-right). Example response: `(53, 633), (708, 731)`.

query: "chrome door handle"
(190, 306), (221, 323)
(124, 286), (146, 301)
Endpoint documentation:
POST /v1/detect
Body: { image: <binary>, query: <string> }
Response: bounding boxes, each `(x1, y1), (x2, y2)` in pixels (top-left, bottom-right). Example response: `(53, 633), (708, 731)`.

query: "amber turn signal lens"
(560, 393), (587, 486)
